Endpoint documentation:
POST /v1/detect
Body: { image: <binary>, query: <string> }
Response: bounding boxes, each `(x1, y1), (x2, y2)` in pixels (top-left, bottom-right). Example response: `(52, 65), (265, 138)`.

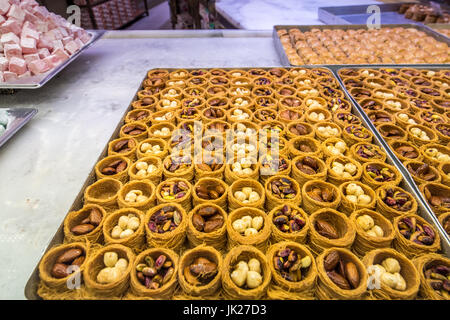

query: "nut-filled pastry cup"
(64, 204), (106, 243)
(264, 175), (301, 211)
(119, 121), (148, 142)
(412, 253), (450, 301)
(362, 248), (420, 300)
(258, 153), (291, 185)
(103, 208), (146, 251)
(375, 185), (418, 220)
(349, 143), (387, 164)
(301, 180), (340, 213)
(308, 209), (356, 255)
(224, 156), (260, 185)
(108, 137), (138, 162)
(187, 203), (227, 251)
(405, 160), (441, 186)
(361, 161), (402, 190)
(192, 177), (228, 212)
(339, 181), (376, 215)
(176, 246), (223, 298)
(84, 178), (123, 212)
(136, 138), (168, 160)
(155, 178), (193, 212)
(127, 247), (178, 299)
(95, 155), (131, 184)
(83, 244), (134, 299)
(350, 209), (395, 257)
(221, 245), (271, 300)
(228, 178), (265, 212)
(342, 124), (374, 146)
(286, 121), (315, 140)
(162, 154), (195, 182)
(117, 180), (156, 212)
(266, 241), (317, 300)
(226, 207), (271, 252)
(393, 214), (441, 259)
(128, 156), (163, 186)
(420, 143), (450, 168)
(144, 203), (188, 251)
(291, 155), (327, 187)
(390, 141), (422, 163)
(268, 204), (310, 244)
(419, 182), (450, 216)
(288, 136), (322, 159)
(125, 109), (152, 124)
(325, 155), (362, 187)
(38, 242), (89, 298)
(316, 248), (367, 300)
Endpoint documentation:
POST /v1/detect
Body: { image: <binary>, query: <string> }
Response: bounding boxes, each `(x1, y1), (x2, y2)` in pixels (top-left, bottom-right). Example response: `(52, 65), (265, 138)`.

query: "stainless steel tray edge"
(0, 108), (38, 148)
(332, 65), (450, 256)
(272, 24), (450, 67)
(424, 23), (450, 39)
(0, 30), (105, 90)
(317, 6), (353, 25)
(272, 27), (291, 67)
(318, 3), (449, 27)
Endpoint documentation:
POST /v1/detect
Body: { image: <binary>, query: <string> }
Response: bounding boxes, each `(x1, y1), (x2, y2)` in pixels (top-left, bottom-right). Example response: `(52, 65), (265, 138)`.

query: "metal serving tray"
(0, 30), (105, 90)
(273, 24), (450, 67)
(318, 3), (449, 26)
(0, 108), (38, 148)
(425, 23), (450, 38)
(24, 67), (450, 300)
(332, 65), (450, 251)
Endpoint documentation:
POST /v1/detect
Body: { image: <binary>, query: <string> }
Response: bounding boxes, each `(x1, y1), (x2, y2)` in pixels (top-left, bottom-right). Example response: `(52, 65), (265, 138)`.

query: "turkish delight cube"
(9, 56), (27, 75)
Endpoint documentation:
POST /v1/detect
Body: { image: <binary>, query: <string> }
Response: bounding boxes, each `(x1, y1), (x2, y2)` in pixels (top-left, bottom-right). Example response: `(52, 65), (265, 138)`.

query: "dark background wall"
(38, 0), (72, 18)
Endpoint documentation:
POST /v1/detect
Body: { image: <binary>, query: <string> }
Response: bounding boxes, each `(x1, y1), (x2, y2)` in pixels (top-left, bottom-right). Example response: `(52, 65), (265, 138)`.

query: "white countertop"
(216, 0), (381, 29)
(0, 30), (281, 299)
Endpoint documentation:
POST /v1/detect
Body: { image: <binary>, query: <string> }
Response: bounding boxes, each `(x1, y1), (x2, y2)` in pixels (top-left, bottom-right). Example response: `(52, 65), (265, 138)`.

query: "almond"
(197, 163), (211, 171)
(323, 251), (340, 271)
(321, 189), (334, 202)
(56, 248), (83, 264)
(297, 163), (316, 175)
(192, 213), (205, 232)
(116, 161), (127, 172)
(51, 263), (69, 279)
(101, 167), (116, 175)
(71, 256), (85, 267)
(108, 160), (122, 168)
(122, 125), (136, 134)
(113, 140), (129, 152)
(204, 218), (224, 233)
(129, 129), (144, 135)
(315, 219), (339, 239)
(89, 208), (102, 226)
(345, 262), (360, 289)
(71, 224), (95, 235)
(327, 271), (351, 290)
(128, 139), (136, 148)
(197, 206), (217, 217)
(302, 156), (318, 170)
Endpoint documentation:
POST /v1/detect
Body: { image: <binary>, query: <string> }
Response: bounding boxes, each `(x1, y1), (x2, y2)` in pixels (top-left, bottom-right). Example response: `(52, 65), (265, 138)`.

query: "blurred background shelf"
(74, 0), (148, 30)
(36, 0), (449, 31)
